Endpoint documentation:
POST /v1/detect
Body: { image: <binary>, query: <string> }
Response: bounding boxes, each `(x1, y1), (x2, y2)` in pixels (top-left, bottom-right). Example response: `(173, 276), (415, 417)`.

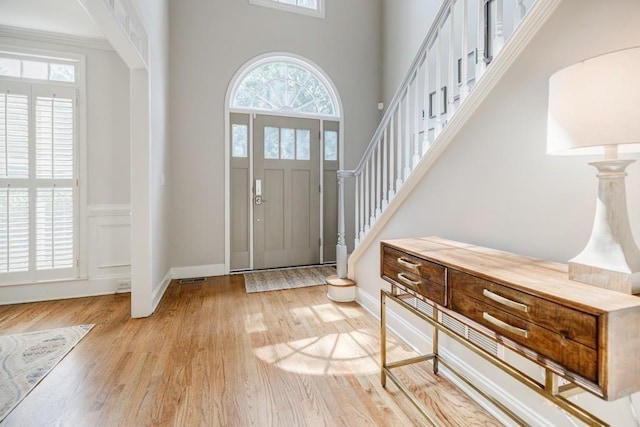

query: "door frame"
(227, 112), (341, 271)
(224, 53), (344, 274)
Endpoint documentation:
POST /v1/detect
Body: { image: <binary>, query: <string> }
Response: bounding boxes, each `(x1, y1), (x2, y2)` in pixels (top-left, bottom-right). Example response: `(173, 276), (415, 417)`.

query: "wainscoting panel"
(88, 204), (131, 279)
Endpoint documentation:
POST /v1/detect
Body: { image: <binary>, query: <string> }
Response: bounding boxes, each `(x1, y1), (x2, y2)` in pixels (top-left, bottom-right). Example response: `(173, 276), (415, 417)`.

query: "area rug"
(0, 324), (94, 422)
(244, 265), (336, 293)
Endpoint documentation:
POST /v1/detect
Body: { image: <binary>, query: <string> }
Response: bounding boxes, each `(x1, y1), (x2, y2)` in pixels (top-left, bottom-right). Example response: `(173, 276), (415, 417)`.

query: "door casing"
(229, 113), (339, 271)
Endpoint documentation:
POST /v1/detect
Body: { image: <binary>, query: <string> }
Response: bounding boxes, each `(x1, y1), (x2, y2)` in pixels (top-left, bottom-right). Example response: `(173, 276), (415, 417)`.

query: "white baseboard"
(0, 275), (131, 306)
(149, 263), (226, 312)
(152, 269), (173, 312)
(356, 287), (556, 427)
(0, 263), (225, 309)
(170, 263), (225, 280)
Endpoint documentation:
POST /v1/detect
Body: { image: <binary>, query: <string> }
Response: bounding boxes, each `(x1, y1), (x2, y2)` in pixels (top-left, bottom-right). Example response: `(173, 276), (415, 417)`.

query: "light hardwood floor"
(0, 275), (502, 426)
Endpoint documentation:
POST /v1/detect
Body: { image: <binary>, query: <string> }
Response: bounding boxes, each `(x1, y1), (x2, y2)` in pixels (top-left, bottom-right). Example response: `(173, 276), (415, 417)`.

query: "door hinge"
(319, 185), (322, 193)
(319, 238), (322, 247)
(76, 259), (79, 267)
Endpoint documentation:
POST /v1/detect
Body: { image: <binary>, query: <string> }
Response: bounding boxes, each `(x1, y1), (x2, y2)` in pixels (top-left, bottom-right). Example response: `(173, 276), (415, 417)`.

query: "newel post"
(336, 170), (349, 279)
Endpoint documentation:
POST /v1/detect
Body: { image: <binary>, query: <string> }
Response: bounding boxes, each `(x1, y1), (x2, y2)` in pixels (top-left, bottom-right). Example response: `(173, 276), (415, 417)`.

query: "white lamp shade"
(547, 46), (640, 155)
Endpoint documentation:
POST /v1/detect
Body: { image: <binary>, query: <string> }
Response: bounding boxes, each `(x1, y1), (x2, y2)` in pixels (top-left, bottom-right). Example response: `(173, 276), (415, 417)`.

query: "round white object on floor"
(326, 275), (356, 302)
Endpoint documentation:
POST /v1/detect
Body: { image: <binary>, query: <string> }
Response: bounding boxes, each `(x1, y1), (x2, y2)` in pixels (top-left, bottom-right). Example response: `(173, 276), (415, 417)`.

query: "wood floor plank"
(0, 275), (503, 426)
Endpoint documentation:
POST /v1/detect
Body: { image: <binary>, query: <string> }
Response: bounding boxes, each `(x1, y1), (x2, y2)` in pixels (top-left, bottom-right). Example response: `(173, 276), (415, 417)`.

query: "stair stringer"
(347, 0), (562, 279)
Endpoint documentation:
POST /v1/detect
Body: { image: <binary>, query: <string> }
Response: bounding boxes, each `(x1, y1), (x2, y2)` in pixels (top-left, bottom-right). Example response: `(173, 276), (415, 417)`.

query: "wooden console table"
(380, 237), (640, 426)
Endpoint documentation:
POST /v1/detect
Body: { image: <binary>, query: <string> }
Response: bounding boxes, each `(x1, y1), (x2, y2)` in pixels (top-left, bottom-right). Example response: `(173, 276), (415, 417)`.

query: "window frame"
(0, 46), (86, 286)
(229, 55), (340, 119)
(249, 0), (325, 19)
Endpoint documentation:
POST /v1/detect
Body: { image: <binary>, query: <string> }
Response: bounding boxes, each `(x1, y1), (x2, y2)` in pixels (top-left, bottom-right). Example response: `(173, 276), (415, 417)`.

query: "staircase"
(333, 0), (562, 286)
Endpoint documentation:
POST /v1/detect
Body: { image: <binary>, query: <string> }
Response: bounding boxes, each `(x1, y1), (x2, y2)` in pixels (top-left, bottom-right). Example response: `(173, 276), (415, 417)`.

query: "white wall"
(0, 33), (132, 303)
(353, 0), (640, 425)
(168, 0), (383, 270)
(381, 0), (442, 107)
(86, 47), (131, 205)
(131, 0), (172, 310)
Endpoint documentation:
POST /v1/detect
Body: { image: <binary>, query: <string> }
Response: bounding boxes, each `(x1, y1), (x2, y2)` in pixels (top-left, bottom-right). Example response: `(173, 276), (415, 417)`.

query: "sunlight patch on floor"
(252, 328), (415, 376)
(244, 312), (268, 333)
(290, 303), (362, 326)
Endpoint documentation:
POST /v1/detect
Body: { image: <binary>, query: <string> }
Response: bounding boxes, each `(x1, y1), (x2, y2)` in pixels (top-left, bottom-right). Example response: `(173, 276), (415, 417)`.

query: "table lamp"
(547, 46), (640, 294)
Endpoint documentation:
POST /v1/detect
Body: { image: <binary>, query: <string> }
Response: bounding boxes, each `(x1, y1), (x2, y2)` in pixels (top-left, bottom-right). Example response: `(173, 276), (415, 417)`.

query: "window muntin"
(264, 126), (313, 160)
(231, 59), (338, 117)
(0, 54), (76, 83)
(249, 0), (324, 18)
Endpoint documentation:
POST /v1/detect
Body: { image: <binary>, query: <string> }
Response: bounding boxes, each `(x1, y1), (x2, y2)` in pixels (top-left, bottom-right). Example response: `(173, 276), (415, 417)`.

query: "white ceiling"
(0, 0), (105, 39)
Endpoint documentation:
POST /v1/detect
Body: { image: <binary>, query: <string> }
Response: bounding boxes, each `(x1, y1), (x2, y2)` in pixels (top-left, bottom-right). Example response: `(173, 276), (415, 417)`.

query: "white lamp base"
(569, 263), (640, 294)
(569, 159), (640, 294)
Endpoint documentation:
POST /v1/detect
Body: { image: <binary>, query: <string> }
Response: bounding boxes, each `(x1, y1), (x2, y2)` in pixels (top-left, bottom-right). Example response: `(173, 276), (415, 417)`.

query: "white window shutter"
(0, 187), (29, 273)
(36, 96), (74, 179)
(0, 92), (29, 179)
(36, 187), (74, 269)
(33, 87), (76, 275)
(0, 82), (77, 283)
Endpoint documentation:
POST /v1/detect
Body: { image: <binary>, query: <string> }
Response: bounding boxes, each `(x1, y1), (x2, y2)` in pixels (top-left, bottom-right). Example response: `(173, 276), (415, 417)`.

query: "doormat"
(0, 324), (94, 422)
(243, 265), (336, 293)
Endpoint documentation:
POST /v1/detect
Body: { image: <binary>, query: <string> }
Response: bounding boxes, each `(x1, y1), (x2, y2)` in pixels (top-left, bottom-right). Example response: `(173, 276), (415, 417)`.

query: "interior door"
(253, 115), (320, 269)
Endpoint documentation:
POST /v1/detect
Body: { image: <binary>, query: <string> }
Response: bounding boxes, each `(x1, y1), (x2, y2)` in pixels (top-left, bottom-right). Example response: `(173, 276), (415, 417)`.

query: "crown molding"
(0, 25), (113, 51)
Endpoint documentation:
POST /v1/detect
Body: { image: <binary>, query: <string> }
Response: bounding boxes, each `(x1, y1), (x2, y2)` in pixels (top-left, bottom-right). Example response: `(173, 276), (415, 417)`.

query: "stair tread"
(326, 275), (356, 287)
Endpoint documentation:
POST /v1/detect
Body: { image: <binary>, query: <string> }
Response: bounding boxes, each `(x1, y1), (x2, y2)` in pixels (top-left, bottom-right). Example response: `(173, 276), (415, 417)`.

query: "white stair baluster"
(494, 0), (505, 54)
(412, 71), (421, 168)
(364, 162), (370, 233)
(396, 104), (404, 189)
(403, 94), (411, 180)
(369, 156), (376, 226)
(434, 28), (443, 135)
(354, 174), (360, 246)
(382, 128), (389, 208)
(460, 0), (470, 99)
(360, 171), (367, 240)
(448, 4), (457, 117)
(476, 0), (487, 78)
(515, 0), (526, 27)
(422, 49), (431, 156)
(389, 112), (396, 199)
(375, 141), (382, 217)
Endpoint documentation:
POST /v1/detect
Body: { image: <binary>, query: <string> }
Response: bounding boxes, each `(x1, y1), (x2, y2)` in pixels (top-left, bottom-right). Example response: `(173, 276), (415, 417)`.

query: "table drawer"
(382, 245), (446, 305)
(451, 292), (598, 382)
(449, 269), (597, 349)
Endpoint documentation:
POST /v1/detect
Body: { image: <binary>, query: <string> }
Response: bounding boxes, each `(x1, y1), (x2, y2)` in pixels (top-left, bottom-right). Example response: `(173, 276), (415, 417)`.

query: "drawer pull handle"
(483, 289), (529, 313)
(397, 273), (421, 289)
(398, 257), (420, 270)
(483, 312), (529, 338)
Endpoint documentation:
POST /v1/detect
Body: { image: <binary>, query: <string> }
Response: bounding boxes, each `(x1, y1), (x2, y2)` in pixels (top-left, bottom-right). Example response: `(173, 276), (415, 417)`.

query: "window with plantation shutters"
(0, 80), (78, 284)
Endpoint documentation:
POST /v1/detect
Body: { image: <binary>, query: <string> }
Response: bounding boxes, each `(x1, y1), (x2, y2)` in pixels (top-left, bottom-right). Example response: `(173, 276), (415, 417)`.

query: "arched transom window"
(231, 56), (339, 117)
